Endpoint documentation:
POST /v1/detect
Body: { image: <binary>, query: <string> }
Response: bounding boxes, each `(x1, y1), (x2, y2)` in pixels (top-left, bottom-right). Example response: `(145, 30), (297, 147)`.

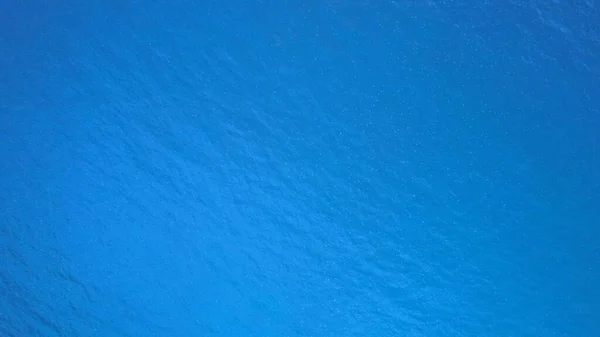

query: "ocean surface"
(1, 0), (599, 336)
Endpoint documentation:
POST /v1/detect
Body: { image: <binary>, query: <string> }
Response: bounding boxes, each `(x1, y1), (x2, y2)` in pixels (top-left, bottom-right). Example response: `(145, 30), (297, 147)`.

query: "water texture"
(1, 0), (599, 336)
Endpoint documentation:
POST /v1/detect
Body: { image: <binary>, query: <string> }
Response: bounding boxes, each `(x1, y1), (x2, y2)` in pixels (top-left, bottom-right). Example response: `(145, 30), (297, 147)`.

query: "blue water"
(1, 0), (599, 336)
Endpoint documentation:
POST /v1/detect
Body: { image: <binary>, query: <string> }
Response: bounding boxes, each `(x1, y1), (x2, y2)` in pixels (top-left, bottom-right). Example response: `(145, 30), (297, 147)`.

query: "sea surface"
(1, 0), (599, 336)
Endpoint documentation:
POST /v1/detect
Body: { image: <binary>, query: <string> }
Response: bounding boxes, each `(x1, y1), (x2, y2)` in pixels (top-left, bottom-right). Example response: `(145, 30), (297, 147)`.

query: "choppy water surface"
(1, 1), (599, 336)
